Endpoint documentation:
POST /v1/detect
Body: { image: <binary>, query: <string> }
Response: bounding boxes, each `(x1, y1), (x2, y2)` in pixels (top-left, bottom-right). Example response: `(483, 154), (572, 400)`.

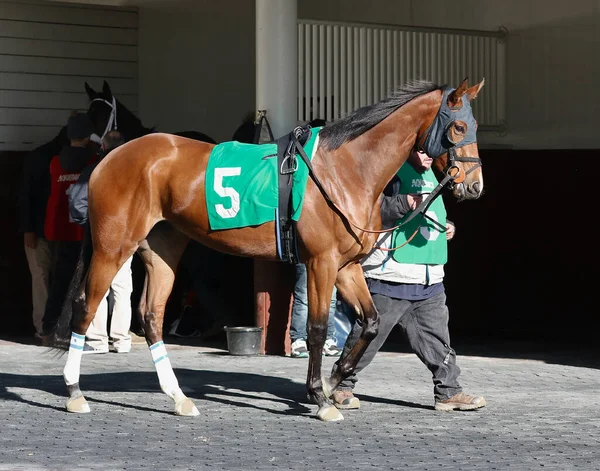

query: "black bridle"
(397, 132), (482, 233)
(417, 86), (482, 189)
(443, 145), (482, 187)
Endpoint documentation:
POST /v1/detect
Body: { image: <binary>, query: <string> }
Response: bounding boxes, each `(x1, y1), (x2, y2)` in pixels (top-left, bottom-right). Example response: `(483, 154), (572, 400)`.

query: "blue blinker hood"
(420, 87), (478, 159)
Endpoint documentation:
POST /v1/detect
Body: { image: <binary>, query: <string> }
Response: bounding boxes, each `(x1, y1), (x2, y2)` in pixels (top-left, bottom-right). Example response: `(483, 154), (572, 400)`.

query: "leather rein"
(292, 125), (481, 252)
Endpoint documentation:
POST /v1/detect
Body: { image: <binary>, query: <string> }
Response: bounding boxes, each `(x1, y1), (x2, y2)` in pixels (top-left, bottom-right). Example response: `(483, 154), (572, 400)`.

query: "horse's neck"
(342, 91), (442, 202)
(116, 101), (152, 139)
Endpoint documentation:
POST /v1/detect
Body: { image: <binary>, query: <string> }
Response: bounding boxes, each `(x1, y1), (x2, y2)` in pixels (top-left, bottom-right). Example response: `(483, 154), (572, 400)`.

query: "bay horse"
(51, 78), (485, 422)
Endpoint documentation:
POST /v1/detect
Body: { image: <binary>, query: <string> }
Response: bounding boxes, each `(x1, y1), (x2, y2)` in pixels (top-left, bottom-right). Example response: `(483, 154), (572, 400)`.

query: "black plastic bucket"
(224, 327), (263, 356)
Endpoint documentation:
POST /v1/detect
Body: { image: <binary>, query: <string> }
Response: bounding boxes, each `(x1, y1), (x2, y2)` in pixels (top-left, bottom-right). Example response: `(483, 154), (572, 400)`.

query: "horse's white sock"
(150, 341), (184, 401)
(63, 332), (85, 386)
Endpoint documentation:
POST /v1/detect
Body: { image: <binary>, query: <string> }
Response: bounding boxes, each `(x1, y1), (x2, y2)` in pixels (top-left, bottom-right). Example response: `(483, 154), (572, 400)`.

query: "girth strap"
(274, 126), (311, 264)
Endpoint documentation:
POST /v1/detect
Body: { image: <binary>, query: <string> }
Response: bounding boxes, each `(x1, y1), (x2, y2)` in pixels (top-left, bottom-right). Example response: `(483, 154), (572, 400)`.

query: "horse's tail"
(50, 223), (93, 351)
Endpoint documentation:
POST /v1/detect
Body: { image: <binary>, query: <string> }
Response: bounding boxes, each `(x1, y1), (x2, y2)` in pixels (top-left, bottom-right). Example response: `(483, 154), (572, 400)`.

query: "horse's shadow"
(0, 368), (427, 415)
(0, 369), (312, 416)
(174, 367), (314, 415)
(350, 393), (432, 411)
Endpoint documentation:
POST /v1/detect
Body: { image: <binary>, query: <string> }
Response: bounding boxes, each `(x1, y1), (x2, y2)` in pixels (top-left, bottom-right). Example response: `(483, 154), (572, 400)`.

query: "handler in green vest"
(331, 148), (486, 412)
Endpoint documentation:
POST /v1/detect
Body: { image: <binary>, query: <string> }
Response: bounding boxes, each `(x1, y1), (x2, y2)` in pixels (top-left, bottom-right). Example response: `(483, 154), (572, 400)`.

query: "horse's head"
(85, 80), (117, 143)
(85, 80), (152, 142)
(421, 78), (485, 201)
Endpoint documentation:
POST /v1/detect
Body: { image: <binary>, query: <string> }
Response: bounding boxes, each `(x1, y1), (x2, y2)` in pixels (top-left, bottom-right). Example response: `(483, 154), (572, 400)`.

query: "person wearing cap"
(41, 112), (98, 337)
(18, 125), (68, 340)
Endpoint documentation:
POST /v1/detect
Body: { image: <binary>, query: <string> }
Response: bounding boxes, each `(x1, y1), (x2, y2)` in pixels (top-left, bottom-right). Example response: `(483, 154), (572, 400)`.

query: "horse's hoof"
(175, 398), (200, 417)
(316, 405), (344, 422)
(322, 376), (334, 399)
(66, 396), (90, 413)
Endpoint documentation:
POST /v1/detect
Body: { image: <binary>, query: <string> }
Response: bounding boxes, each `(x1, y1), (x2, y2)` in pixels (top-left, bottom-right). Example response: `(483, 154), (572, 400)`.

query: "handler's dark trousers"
(336, 291), (462, 401)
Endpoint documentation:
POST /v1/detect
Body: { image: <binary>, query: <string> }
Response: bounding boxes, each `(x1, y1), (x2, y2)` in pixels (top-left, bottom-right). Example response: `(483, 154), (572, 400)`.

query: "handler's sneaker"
(434, 392), (486, 411)
(332, 390), (360, 409)
(323, 338), (342, 356)
(290, 339), (309, 358)
(111, 341), (131, 354)
(82, 342), (109, 355)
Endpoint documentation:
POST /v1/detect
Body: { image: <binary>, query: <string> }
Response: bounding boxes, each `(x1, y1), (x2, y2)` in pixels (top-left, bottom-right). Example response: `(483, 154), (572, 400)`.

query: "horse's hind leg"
(137, 222), (198, 416)
(305, 257), (344, 422)
(324, 263), (380, 394)
(64, 249), (132, 413)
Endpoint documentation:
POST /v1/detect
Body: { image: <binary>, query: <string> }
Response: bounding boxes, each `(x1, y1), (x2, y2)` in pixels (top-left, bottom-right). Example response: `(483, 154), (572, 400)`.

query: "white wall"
(137, 0), (255, 143)
(135, 0), (599, 149)
(299, 0), (600, 149)
(0, 0), (138, 150)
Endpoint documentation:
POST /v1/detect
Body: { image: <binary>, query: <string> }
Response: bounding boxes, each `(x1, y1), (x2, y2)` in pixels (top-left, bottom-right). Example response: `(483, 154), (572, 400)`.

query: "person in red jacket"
(41, 113), (97, 337)
(18, 126), (68, 339)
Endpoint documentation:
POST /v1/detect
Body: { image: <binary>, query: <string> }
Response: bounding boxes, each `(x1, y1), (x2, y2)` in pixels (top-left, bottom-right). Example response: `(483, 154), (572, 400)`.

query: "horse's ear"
(85, 81), (96, 99)
(466, 78), (485, 101)
(447, 77), (470, 108)
(102, 80), (112, 97)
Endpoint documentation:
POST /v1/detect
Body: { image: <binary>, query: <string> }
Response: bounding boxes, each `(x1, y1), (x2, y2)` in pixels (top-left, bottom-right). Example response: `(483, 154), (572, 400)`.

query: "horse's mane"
(319, 80), (441, 151)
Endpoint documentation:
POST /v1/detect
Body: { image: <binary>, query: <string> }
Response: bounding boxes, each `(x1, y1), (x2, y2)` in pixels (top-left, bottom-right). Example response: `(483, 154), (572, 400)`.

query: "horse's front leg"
(324, 263), (380, 394)
(305, 258), (344, 422)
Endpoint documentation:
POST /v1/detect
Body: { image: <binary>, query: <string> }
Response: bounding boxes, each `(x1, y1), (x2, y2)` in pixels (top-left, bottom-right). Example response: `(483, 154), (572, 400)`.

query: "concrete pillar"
(254, 0), (298, 354)
(255, 0), (297, 139)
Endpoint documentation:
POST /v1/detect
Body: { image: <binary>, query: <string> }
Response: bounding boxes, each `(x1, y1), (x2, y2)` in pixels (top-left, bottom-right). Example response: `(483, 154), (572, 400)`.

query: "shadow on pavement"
(381, 334), (600, 370)
(0, 368), (312, 416)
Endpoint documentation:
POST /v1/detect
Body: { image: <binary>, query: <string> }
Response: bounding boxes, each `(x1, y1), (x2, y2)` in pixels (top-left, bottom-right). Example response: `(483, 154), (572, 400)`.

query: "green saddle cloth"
(205, 127), (322, 230)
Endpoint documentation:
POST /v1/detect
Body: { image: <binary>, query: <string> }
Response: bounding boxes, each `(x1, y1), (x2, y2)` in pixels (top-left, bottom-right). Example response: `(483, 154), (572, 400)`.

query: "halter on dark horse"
(85, 80), (217, 145)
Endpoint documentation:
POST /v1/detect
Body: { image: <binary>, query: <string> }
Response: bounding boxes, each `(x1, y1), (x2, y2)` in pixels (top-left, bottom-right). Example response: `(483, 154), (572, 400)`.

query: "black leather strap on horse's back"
(274, 125), (311, 264)
(276, 136), (295, 263)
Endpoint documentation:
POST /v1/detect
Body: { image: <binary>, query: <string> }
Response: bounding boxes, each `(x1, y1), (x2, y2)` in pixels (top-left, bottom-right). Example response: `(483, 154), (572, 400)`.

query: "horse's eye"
(455, 124), (466, 134)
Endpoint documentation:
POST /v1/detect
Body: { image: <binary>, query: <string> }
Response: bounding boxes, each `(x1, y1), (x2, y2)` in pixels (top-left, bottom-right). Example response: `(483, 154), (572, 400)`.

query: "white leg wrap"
(150, 341), (184, 401)
(63, 332), (85, 386)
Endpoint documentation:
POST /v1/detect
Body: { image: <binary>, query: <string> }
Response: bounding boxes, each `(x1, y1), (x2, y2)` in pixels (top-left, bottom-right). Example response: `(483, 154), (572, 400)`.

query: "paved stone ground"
(0, 337), (599, 471)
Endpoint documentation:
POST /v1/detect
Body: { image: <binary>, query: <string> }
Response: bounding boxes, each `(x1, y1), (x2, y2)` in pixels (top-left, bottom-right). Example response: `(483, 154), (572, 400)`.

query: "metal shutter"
(0, 0), (138, 151)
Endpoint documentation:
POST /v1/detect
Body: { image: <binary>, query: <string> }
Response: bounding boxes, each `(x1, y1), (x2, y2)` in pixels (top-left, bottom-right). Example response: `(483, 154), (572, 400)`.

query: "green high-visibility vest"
(391, 165), (447, 264)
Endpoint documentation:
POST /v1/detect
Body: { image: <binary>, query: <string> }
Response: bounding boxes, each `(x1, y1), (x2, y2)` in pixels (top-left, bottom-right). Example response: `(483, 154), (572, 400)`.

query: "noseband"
(445, 147), (482, 185)
(418, 87), (482, 187)
(89, 96), (118, 143)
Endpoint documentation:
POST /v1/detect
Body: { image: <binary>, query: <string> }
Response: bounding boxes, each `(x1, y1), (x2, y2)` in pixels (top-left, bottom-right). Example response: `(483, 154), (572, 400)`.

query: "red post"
(253, 260), (295, 355)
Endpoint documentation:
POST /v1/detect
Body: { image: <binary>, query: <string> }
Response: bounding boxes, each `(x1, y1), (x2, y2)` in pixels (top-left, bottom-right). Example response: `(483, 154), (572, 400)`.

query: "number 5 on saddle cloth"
(205, 117), (318, 264)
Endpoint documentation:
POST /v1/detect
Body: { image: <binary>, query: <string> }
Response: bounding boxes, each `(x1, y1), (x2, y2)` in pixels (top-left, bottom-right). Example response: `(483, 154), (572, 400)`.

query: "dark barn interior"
(1, 148), (596, 348)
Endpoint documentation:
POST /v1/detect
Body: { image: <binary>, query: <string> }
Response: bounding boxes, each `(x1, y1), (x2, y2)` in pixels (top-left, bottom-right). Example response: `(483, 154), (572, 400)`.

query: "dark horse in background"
(84, 81), (217, 145)
(51, 77), (485, 422)
(27, 81), (217, 170)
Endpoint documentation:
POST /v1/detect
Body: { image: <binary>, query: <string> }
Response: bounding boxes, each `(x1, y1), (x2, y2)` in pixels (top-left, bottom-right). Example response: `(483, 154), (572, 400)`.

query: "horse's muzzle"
(452, 181), (483, 201)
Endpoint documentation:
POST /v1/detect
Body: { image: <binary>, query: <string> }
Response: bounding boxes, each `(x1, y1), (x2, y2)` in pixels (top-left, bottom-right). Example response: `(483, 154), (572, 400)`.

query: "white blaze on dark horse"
(50, 78), (485, 422)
